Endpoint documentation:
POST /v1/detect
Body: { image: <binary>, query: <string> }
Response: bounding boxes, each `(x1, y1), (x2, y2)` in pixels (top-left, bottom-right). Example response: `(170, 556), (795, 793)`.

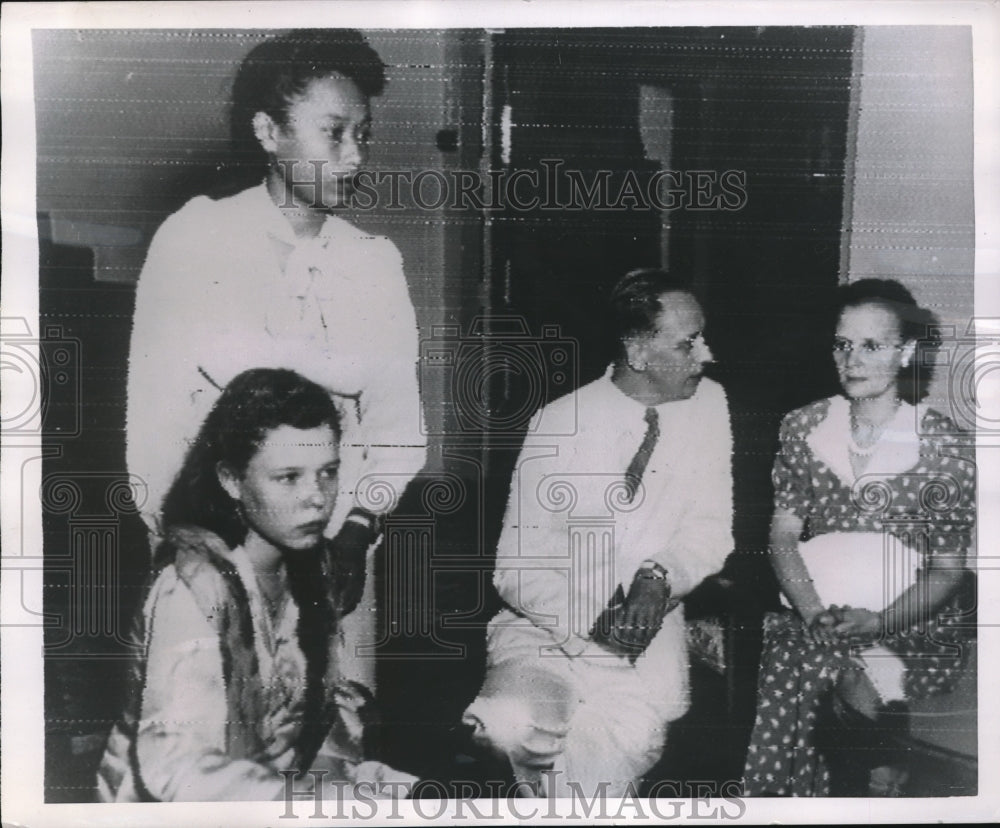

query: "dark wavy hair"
(834, 278), (941, 404)
(229, 29), (387, 175)
(160, 367), (342, 766)
(609, 268), (695, 344)
(161, 367), (341, 546)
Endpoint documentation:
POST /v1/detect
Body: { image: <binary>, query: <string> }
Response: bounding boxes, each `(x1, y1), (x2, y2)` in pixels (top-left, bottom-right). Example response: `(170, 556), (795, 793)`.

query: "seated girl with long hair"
(98, 368), (415, 801)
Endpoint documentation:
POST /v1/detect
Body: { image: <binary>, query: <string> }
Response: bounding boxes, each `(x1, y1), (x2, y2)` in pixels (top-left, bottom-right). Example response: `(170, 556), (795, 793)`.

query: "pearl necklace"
(848, 431), (879, 456)
(848, 401), (899, 457)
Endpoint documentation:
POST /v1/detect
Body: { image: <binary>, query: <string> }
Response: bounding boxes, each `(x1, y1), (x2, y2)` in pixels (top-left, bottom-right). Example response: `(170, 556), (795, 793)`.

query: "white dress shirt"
(490, 367), (734, 720)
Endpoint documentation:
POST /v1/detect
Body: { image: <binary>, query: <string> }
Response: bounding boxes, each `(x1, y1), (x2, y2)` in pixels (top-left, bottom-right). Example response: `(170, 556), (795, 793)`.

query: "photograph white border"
(3, 1), (999, 824)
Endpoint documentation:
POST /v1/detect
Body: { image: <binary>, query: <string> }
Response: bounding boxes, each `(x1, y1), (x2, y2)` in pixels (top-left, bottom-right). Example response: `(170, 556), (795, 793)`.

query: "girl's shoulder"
(154, 526), (250, 622)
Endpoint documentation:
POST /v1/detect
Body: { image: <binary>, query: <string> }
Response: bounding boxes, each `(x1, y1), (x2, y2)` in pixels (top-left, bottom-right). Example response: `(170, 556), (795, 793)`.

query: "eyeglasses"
(676, 331), (706, 354)
(832, 337), (904, 356)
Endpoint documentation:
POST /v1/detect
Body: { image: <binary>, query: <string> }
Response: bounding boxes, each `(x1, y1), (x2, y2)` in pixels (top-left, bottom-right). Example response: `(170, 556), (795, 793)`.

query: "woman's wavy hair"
(160, 368), (342, 764)
(229, 28), (386, 176)
(834, 278), (941, 405)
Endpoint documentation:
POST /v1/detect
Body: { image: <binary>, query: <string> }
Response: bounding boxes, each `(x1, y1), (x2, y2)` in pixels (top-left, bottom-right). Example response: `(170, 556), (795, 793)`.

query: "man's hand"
(328, 512), (378, 616)
(590, 572), (677, 661)
(590, 603), (640, 659)
(620, 574), (676, 651)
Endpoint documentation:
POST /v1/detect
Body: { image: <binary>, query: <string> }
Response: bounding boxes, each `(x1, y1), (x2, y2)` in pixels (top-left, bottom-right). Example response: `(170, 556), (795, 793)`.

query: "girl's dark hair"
(609, 268), (695, 343)
(160, 367), (342, 766)
(835, 278), (941, 404)
(229, 29), (386, 174)
(161, 367), (341, 546)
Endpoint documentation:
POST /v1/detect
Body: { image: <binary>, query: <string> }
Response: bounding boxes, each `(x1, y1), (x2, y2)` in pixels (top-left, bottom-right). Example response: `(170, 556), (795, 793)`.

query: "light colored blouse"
(97, 542), (410, 801)
(126, 183), (427, 535)
(773, 395), (975, 558)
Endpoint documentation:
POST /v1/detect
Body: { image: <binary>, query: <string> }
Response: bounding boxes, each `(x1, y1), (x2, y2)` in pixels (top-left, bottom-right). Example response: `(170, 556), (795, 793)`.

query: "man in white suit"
(463, 269), (734, 797)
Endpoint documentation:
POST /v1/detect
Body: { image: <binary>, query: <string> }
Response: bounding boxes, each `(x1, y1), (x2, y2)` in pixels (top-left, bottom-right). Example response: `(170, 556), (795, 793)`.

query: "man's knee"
(463, 693), (569, 770)
(463, 659), (576, 773)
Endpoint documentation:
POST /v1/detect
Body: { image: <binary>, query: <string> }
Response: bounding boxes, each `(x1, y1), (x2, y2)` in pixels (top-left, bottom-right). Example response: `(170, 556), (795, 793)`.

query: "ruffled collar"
(807, 395), (922, 485)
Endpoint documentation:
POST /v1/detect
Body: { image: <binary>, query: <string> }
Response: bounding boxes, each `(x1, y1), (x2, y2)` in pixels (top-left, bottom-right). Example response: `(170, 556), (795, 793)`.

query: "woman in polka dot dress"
(742, 279), (975, 797)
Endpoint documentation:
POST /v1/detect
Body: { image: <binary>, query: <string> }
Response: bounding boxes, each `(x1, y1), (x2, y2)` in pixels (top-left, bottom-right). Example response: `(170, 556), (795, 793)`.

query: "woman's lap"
(744, 608), (972, 795)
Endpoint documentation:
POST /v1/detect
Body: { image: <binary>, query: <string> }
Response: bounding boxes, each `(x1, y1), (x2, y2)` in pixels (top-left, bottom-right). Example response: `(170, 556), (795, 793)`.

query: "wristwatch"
(636, 560), (669, 582)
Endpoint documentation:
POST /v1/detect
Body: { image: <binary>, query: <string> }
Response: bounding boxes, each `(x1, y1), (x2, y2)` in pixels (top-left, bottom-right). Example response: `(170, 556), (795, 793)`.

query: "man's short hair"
(609, 268), (695, 342)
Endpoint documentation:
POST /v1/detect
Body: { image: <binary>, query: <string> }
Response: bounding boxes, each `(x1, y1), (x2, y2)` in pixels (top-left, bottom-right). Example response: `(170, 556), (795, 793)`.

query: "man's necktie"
(624, 407), (660, 502)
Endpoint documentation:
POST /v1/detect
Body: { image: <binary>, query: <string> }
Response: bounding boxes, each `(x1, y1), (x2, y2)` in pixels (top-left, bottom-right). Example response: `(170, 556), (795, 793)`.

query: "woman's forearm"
(769, 508), (826, 623)
(879, 557), (966, 634)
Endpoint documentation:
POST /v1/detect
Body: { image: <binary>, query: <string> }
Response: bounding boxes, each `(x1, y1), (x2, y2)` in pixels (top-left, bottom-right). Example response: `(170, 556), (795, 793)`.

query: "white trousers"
(463, 650), (667, 798)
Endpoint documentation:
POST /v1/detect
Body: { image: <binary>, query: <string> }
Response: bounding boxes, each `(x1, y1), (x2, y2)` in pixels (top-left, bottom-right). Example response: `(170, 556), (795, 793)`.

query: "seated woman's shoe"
(866, 700), (911, 796)
(868, 764), (909, 796)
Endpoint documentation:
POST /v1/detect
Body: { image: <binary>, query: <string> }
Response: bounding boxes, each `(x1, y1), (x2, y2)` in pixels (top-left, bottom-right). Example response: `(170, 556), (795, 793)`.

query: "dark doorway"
(487, 28), (854, 575)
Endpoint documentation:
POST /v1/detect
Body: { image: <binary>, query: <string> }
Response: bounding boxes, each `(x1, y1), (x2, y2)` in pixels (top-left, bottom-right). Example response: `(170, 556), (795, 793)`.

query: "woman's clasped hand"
(807, 606), (883, 645)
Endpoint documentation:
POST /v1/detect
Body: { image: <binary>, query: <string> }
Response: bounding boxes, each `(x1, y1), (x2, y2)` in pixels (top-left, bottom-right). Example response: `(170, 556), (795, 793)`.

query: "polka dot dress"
(743, 398), (975, 797)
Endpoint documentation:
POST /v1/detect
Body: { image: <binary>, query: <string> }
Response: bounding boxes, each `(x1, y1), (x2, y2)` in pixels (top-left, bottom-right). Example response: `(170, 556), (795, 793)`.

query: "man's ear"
(624, 336), (649, 372)
(216, 462), (242, 502)
(252, 110), (281, 154)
